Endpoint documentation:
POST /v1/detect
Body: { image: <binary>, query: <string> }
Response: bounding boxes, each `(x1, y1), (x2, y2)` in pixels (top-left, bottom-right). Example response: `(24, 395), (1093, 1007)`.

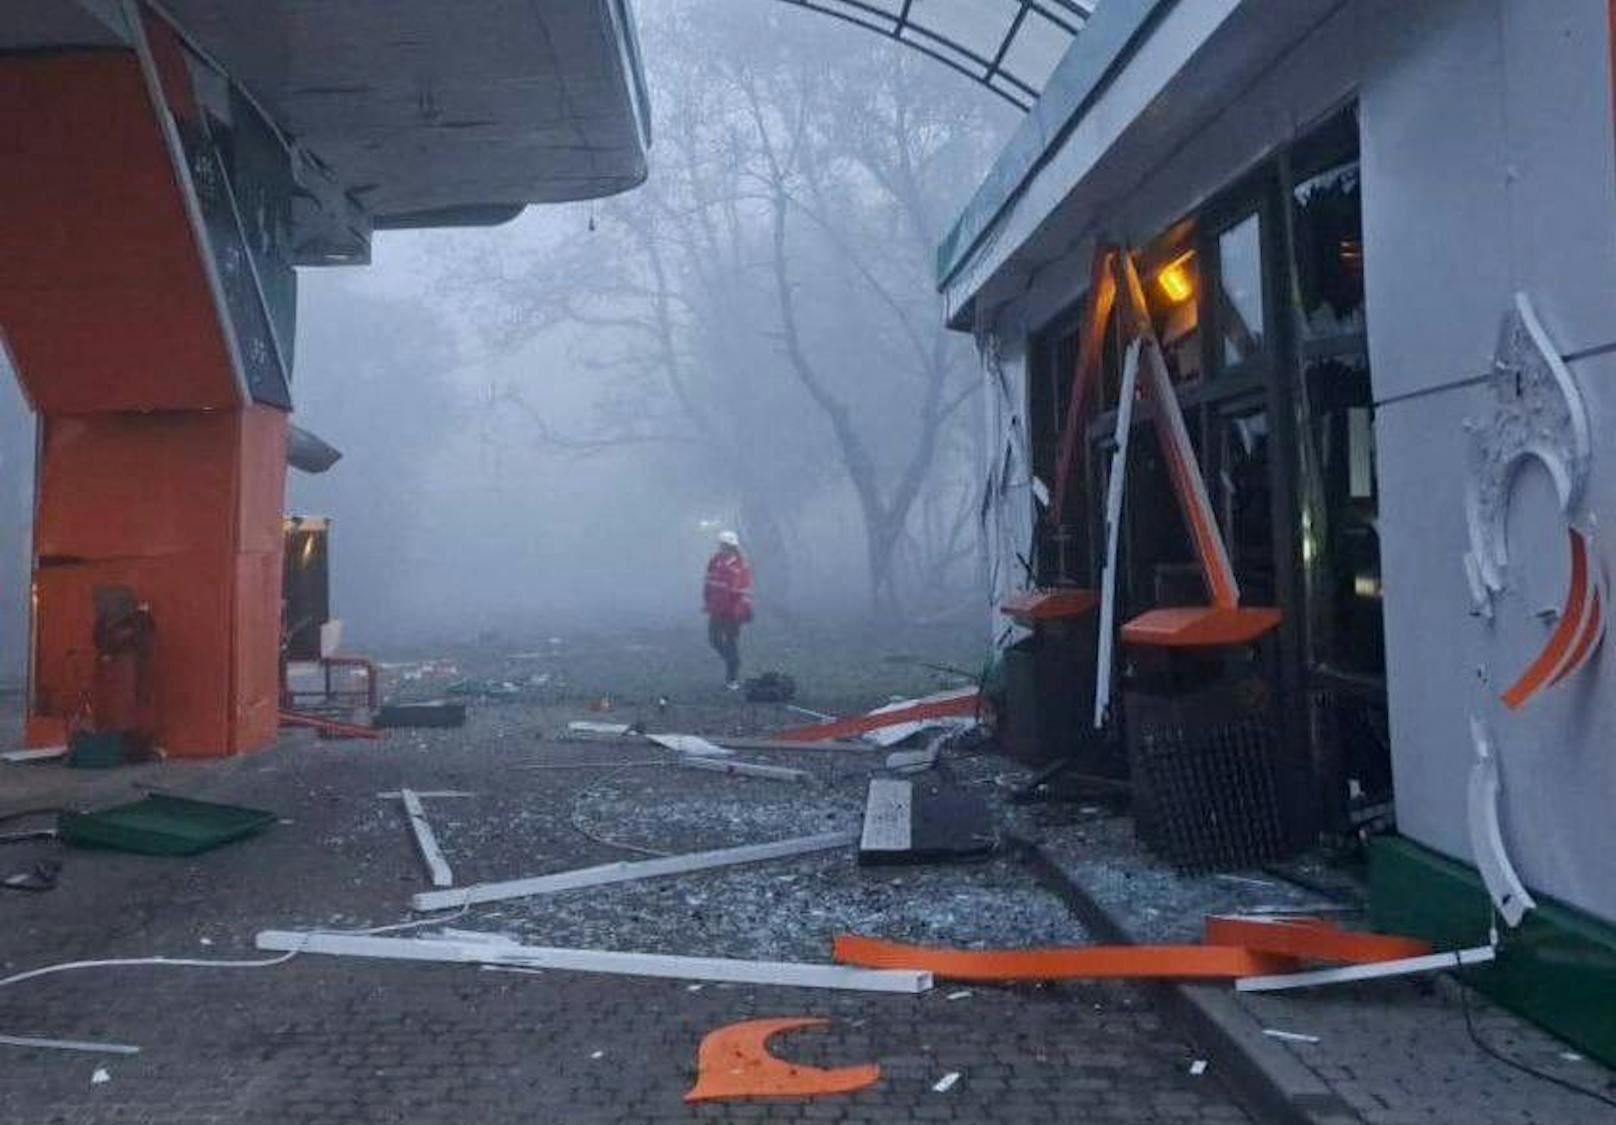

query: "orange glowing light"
(1156, 251), (1196, 303)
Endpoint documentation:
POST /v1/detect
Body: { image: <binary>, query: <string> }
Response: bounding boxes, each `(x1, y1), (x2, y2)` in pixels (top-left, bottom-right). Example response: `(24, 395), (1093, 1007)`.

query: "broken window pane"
(1291, 162), (1365, 341)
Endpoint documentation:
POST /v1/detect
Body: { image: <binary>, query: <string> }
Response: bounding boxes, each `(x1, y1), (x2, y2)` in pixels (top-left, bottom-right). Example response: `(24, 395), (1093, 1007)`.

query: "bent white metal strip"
(255, 930), (930, 994)
(399, 789), (454, 888)
(1236, 946), (1496, 993)
(411, 830), (856, 911)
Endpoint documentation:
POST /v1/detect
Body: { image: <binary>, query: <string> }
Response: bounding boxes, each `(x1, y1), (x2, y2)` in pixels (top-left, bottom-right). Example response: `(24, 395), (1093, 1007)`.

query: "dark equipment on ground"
(374, 701), (468, 729)
(743, 672), (796, 703)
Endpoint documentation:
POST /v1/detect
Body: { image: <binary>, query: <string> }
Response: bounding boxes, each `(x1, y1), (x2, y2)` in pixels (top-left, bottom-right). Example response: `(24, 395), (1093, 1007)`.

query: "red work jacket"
(703, 551), (753, 622)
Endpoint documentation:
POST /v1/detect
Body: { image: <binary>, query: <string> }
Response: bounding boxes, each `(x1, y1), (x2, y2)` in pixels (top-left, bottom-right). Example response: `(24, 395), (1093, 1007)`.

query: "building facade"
(943, 0), (1616, 1061)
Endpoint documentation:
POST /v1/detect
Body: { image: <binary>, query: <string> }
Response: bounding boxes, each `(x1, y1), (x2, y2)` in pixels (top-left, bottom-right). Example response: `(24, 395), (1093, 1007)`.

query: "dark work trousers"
(707, 615), (741, 683)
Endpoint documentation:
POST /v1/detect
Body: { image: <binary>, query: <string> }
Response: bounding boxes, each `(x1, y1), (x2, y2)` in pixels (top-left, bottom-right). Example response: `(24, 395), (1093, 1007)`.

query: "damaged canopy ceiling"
(8, 0), (651, 262)
(773, 0), (1093, 110)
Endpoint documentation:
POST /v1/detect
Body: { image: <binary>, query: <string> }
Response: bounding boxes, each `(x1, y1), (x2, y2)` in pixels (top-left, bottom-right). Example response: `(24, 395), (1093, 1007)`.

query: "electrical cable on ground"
(567, 762), (672, 857)
(1452, 904), (1616, 1112)
(1456, 961), (1616, 1110)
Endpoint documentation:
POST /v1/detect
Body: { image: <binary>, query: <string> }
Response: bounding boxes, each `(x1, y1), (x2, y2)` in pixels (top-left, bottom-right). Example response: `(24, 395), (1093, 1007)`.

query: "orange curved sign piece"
(1501, 528), (1599, 709)
(833, 935), (1297, 980)
(1202, 916), (1430, 964)
(684, 1018), (881, 1103)
(1550, 584), (1604, 687)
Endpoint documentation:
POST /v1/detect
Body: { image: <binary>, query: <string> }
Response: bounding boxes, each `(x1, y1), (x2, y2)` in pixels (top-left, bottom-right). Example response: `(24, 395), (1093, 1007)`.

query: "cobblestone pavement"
(0, 701), (1252, 1125)
(1040, 815), (1616, 1125)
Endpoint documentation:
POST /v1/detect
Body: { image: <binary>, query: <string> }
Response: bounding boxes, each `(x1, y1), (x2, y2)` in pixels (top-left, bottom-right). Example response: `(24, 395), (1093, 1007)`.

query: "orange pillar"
(0, 49), (288, 756)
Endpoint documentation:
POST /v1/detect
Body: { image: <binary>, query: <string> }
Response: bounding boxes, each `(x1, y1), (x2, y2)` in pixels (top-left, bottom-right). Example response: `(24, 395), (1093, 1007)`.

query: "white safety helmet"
(717, 530), (740, 548)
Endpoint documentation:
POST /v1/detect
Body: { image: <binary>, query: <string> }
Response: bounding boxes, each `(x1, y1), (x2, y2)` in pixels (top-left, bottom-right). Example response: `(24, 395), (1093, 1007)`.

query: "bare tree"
(450, 1), (1011, 618)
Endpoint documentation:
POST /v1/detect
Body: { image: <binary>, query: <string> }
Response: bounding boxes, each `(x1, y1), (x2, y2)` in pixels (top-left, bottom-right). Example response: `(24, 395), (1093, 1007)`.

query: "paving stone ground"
(0, 698), (1251, 1125)
(1039, 815), (1616, 1125)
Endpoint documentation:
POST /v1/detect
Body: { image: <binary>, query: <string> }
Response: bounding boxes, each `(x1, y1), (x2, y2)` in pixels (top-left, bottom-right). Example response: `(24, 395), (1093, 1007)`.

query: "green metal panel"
(1370, 835), (1616, 1068)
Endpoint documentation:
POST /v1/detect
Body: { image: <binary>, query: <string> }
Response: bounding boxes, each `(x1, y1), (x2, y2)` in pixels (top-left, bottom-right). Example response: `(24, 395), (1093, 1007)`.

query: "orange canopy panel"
(1202, 916), (1431, 965)
(1000, 588), (1099, 623)
(832, 935), (1298, 981)
(1120, 605), (1283, 648)
(772, 690), (979, 744)
(0, 52), (240, 414)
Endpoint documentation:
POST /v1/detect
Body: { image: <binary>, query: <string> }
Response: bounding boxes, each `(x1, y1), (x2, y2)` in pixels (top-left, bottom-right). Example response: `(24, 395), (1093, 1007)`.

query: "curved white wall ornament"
(1462, 292), (1592, 604)
(1467, 716), (1536, 929)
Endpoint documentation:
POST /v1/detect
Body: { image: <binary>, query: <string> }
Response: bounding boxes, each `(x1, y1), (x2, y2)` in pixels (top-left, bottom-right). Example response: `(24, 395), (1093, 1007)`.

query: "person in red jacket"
(703, 530), (753, 689)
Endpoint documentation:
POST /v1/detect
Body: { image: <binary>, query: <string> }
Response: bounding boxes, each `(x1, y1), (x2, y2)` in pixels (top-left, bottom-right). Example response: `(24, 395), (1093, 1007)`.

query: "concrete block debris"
(858, 779), (995, 866)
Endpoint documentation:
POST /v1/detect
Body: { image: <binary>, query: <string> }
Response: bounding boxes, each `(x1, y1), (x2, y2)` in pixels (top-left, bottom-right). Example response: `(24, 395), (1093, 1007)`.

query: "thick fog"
(288, 2), (1014, 652)
(0, 0), (1017, 671)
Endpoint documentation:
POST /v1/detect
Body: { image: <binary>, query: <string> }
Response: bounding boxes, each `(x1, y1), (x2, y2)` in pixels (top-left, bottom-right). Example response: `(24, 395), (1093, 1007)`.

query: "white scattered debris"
(1237, 946), (1496, 993)
(932, 1071), (960, 1093)
(686, 983), (704, 992)
(1215, 874), (1278, 890)
(1262, 1028), (1321, 1045)
(1, 746), (67, 763)
(377, 790), (477, 800)
(1189, 1059), (1208, 1076)
(1561, 1051), (1585, 1063)
(0, 1035), (139, 1056)
(590, 1050), (605, 1060)
(413, 831), (856, 911)
(886, 746), (940, 772)
(397, 789), (454, 888)
(90, 1067), (111, 1086)
(568, 721), (632, 737)
(478, 965), (545, 977)
(198, 938), (213, 946)
(675, 757), (809, 783)
(256, 930), (931, 994)
(945, 990), (972, 1002)
(645, 733), (733, 758)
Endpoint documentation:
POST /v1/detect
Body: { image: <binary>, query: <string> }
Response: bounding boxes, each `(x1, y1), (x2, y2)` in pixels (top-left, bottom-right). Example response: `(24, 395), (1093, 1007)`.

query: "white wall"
(1362, 0), (1616, 921)
(970, 0), (1616, 920)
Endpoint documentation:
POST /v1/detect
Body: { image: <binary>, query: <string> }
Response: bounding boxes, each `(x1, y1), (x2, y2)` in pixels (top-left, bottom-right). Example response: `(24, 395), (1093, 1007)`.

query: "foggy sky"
(0, 0), (1015, 671)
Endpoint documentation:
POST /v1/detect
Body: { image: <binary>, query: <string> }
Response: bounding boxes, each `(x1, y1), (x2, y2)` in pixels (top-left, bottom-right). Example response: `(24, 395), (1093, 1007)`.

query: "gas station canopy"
(772, 0), (1093, 109)
(5, 0), (651, 260)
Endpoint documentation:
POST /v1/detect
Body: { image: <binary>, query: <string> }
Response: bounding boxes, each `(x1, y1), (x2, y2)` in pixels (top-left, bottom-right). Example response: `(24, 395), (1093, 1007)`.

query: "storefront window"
(1300, 354), (1383, 678)
(1217, 214), (1264, 367)
(1291, 162), (1365, 340)
(1217, 405), (1275, 605)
